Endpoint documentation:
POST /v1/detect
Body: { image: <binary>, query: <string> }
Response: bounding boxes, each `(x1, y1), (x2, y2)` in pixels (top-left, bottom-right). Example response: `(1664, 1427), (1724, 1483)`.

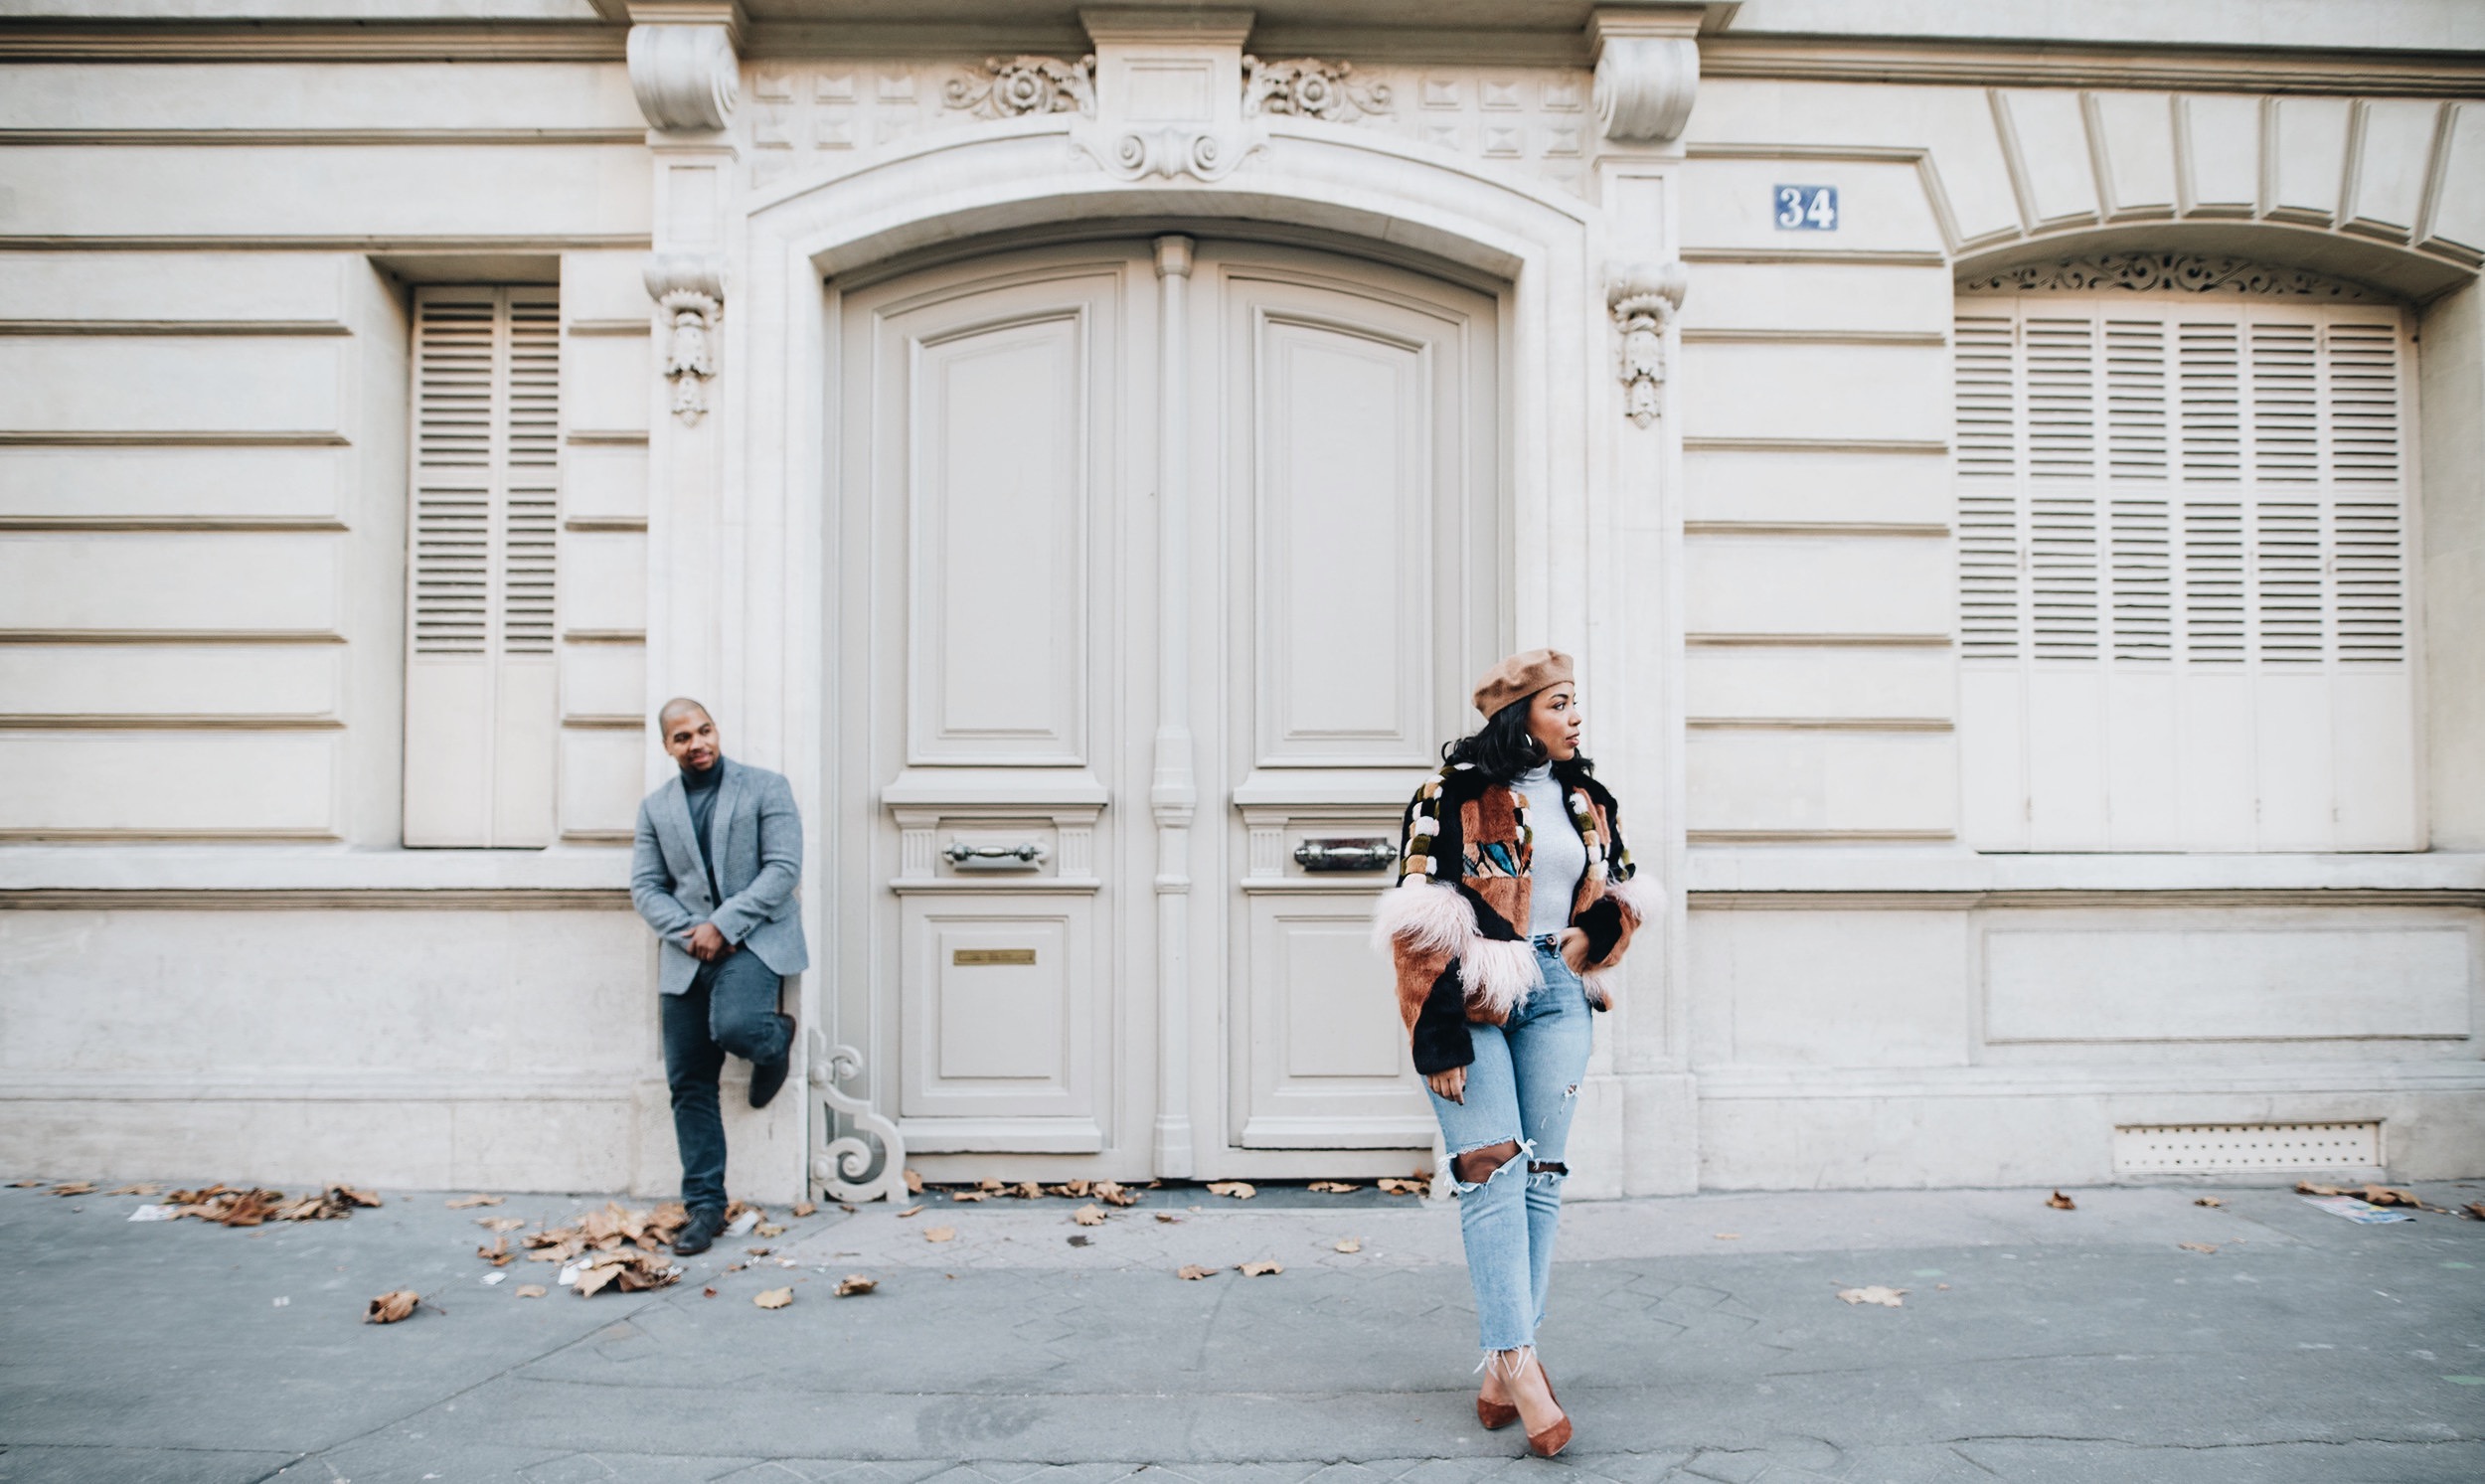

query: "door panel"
(1209, 247), (1502, 1156)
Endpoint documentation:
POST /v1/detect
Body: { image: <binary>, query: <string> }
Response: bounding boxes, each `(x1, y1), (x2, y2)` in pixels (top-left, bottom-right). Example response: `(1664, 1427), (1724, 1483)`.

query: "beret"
(1472, 647), (1574, 718)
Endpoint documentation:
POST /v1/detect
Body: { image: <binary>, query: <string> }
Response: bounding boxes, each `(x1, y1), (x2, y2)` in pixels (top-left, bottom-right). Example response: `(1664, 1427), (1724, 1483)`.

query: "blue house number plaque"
(1774, 185), (1839, 231)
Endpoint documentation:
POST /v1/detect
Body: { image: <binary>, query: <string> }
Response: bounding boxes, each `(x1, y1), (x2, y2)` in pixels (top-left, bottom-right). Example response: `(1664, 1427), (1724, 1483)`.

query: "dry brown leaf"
(571, 1249), (681, 1298)
(904, 1168), (924, 1195)
(1049, 1179), (1092, 1198)
(50, 1182), (95, 1197)
(1155, 1213), (1180, 1224)
(1176, 1264), (1217, 1280)
(1835, 1285), (1905, 1307)
(1091, 1180), (1140, 1208)
(791, 1201), (816, 1218)
(1376, 1177), (1427, 1196)
(833, 1274), (876, 1297)
(1072, 1204), (1106, 1227)
(755, 1223), (786, 1237)
(514, 1284), (547, 1298)
(2194, 1197), (2225, 1208)
(2359, 1184), (2422, 1207)
(1714, 1233), (1742, 1240)
(2296, 1180), (2344, 1197)
(444, 1194), (502, 1210)
(477, 1216), (527, 1233)
(1003, 1181), (1045, 1200)
(1206, 1181), (1256, 1200)
(365, 1289), (420, 1324)
(923, 1225), (956, 1243)
(898, 1205), (924, 1218)
(1334, 1237), (1362, 1253)
(746, 1246), (772, 1256)
(341, 1188), (383, 1208)
(976, 1178), (1005, 1192)
(8, 1179), (41, 1188)
(753, 1286), (794, 1309)
(2466, 1201), (2485, 1222)
(1239, 1259), (1283, 1276)
(476, 1237), (514, 1266)
(949, 1191), (989, 1203)
(1307, 1181), (1360, 1194)
(104, 1183), (162, 1197)
(2046, 1191), (2076, 1211)
(2178, 1241), (2220, 1253)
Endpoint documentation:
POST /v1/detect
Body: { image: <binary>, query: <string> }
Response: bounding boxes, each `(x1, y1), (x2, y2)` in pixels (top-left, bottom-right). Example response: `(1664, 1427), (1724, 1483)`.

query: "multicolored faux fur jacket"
(1372, 759), (1660, 1074)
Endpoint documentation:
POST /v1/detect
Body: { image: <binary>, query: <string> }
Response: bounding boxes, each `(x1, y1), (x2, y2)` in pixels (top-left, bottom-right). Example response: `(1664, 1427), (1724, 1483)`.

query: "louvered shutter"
(1954, 291), (2417, 852)
(404, 286), (562, 848)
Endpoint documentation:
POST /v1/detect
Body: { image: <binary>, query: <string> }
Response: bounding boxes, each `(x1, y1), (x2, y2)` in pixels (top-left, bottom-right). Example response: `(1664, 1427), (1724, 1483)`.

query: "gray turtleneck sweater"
(1514, 762), (1584, 937)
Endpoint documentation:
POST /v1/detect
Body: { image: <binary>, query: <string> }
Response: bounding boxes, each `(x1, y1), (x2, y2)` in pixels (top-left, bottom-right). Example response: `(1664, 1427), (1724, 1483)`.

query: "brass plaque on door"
(952, 947), (1038, 966)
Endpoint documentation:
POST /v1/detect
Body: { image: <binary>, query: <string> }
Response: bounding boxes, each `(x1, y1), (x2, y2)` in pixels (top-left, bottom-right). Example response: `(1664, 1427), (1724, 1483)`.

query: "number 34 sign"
(1774, 185), (1839, 231)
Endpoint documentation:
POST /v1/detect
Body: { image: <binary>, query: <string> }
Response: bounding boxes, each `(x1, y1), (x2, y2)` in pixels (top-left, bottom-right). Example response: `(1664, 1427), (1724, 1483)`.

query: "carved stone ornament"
(1593, 35), (1698, 144)
(643, 254), (724, 422)
(626, 21), (740, 132)
(807, 1031), (910, 1205)
(1958, 251), (2388, 301)
(1077, 124), (1266, 184)
(942, 55), (1095, 118)
(1607, 260), (1688, 428)
(1242, 56), (1393, 121)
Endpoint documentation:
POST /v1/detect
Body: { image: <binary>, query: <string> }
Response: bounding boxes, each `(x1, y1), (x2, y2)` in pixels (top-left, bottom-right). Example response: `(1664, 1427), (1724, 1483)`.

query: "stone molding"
(1606, 259), (1688, 428)
(626, 8), (742, 132)
(1958, 251), (2393, 301)
(942, 55), (1096, 118)
(1242, 56), (1394, 122)
(1076, 124), (1264, 183)
(644, 252), (725, 421)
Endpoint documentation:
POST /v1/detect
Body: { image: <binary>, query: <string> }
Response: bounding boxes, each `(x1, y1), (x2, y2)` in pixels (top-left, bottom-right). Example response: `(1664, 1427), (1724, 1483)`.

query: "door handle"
(943, 841), (1046, 871)
(1292, 838), (1396, 873)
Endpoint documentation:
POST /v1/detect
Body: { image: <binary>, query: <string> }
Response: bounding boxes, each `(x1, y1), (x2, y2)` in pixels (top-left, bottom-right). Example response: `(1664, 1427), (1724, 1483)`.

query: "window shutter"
(404, 285), (562, 848)
(1955, 288), (2416, 852)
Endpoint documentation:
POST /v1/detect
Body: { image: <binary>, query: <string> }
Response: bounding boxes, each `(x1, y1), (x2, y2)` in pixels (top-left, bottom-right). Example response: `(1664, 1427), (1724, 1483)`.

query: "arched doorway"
(828, 233), (1508, 1179)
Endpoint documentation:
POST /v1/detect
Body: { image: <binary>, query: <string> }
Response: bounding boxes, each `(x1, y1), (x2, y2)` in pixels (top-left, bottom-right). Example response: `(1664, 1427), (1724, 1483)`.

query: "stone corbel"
(1607, 260), (1687, 427)
(625, 2), (744, 133)
(645, 253), (724, 422)
(1588, 7), (1703, 145)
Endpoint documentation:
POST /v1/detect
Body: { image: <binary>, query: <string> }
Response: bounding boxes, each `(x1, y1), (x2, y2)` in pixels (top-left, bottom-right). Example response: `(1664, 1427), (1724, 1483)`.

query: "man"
(630, 698), (807, 1256)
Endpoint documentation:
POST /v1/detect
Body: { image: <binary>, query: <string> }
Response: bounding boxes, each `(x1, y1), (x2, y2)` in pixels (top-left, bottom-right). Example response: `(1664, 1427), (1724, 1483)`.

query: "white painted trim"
(1686, 848), (2485, 897)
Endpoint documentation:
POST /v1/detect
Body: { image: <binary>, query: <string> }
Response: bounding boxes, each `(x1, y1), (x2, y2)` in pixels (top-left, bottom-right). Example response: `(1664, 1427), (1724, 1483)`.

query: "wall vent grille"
(2112, 1121), (2381, 1174)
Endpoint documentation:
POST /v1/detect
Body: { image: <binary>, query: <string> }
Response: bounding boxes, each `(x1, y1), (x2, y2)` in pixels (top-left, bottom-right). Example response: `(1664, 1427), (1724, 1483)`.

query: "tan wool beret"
(1472, 648), (1574, 719)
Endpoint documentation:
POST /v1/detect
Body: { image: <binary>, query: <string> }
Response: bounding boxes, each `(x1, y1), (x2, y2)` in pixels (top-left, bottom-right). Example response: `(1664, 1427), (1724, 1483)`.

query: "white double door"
(833, 235), (1504, 1178)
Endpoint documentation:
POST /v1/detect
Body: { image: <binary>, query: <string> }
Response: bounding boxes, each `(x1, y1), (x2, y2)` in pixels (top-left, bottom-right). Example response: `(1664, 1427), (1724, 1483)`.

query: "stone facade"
(2, 1), (2481, 1202)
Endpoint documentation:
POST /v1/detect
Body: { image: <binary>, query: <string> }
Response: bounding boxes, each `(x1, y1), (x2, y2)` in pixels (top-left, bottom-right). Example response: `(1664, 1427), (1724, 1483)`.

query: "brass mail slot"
(952, 947), (1038, 967)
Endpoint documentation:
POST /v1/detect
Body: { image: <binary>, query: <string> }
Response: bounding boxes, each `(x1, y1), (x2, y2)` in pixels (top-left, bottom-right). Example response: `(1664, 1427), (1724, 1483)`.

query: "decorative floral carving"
(1242, 56), (1393, 121)
(643, 254), (725, 423)
(1959, 251), (2387, 300)
(943, 55), (1095, 118)
(1607, 260), (1688, 428)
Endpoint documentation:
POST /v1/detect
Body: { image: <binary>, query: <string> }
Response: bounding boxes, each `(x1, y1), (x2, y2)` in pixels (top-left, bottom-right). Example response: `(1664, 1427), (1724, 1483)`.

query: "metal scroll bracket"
(806, 1028), (909, 1204)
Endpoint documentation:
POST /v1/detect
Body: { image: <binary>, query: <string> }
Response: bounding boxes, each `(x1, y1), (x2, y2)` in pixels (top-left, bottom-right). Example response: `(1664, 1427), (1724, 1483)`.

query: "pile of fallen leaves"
(937, 1176), (1145, 1207)
(2295, 1180), (2459, 1214)
(158, 1184), (381, 1227)
(504, 1200), (725, 1298)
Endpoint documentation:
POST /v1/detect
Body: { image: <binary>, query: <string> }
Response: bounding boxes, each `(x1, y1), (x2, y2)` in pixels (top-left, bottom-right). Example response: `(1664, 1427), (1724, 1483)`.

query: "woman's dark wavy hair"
(1441, 693), (1594, 783)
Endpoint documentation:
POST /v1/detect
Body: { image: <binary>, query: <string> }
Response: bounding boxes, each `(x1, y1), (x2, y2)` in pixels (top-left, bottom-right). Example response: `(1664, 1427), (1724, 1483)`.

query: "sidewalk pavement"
(3, 1177), (2481, 1483)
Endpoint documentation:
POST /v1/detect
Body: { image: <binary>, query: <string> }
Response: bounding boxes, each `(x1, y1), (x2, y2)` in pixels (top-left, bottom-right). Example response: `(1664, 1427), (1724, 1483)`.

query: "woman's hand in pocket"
(1425, 1067), (1467, 1104)
(1558, 926), (1590, 973)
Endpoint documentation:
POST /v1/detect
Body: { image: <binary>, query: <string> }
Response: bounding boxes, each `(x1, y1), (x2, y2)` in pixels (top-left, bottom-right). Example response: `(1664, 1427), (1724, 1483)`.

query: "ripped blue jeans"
(1426, 939), (1593, 1353)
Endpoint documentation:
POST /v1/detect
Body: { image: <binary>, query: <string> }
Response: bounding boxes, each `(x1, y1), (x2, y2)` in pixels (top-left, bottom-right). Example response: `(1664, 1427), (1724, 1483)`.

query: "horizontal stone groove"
(0, 319), (350, 337)
(1685, 521), (1950, 538)
(0, 630), (347, 645)
(562, 715), (646, 731)
(1684, 436), (1951, 455)
(1688, 829), (1958, 843)
(0, 888), (629, 909)
(1680, 328), (1949, 346)
(1691, 888), (2485, 909)
(1681, 248), (1950, 267)
(0, 234), (652, 253)
(0, 430), (348, 447)
(1699, 36), (2485, 98)
(0, 517), (348, 532)
(0, 715), (343, 731)
(0, 23), (629, 62)
(1687, 717), (1954, 732)
(1686, 633), (1954, 648)
(0, 128), (644, 147)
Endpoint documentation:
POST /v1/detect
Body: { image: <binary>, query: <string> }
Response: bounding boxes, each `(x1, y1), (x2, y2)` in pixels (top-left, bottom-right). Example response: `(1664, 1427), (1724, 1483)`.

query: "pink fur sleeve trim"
(1608, 873), (1664, 924)
(1371, 880), (1476, 957)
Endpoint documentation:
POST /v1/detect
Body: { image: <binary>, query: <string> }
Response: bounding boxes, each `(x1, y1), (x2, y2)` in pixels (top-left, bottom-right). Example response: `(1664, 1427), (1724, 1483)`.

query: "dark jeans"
(660, 947), (791, 1213)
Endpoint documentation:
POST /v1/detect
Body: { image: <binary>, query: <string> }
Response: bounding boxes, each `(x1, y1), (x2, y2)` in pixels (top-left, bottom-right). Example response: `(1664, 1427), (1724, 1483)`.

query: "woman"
(1373, 648), (1658, 1457)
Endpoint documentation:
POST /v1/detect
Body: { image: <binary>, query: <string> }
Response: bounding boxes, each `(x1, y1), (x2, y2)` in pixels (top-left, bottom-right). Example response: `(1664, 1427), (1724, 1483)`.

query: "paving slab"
(0, 1180), (2479, 1482)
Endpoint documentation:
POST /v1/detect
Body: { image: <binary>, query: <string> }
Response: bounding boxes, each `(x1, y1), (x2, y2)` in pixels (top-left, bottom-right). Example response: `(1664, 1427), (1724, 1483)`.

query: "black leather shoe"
(672, 1205), (727, 1256)
(748, 1014), (796, 1109)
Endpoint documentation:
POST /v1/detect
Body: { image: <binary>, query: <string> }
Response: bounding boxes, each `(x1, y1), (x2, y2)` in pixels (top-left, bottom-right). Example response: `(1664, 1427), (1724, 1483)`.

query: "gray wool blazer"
(629, 757), (810, 996)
